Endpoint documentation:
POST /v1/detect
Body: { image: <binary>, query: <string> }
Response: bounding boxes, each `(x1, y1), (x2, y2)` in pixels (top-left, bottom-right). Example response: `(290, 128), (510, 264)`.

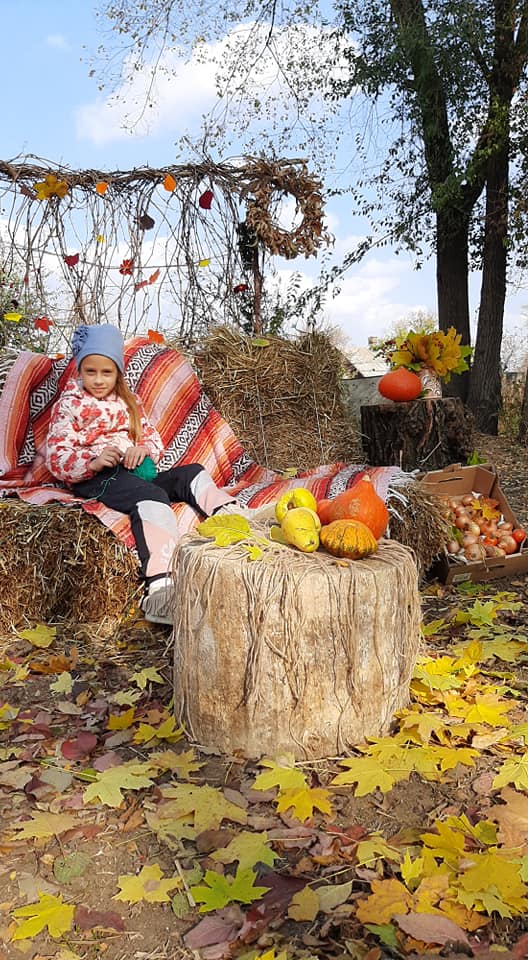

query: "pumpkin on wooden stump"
(378, 367), (422, 402)
(318, 475), (389, 538)
(320, 519), (378, 559)
(171, 532), (421, 759)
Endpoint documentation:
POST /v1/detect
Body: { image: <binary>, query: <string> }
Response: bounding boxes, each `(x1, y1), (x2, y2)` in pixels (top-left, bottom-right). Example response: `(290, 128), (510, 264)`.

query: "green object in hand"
(132, 456), (157, 481)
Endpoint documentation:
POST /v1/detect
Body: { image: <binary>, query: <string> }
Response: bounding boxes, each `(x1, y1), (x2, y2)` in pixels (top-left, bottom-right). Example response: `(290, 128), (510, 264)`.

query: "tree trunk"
(518, 369), (528, 442)
(361, 397), (474, 472)
(436, 212), (471, 401)
(467, 140), (509, 434)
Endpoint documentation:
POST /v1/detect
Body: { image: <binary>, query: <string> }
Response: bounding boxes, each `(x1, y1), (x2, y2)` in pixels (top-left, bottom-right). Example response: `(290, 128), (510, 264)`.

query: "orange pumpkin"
(324, 475), (389, 539)
(316, 498), (333, 525)
(378, 367), (422, 402)
(320, 519), (378, 559)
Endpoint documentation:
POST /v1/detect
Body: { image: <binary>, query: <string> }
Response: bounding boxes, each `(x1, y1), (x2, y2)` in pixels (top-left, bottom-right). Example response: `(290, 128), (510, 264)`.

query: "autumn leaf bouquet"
(378, 327), (472, 383)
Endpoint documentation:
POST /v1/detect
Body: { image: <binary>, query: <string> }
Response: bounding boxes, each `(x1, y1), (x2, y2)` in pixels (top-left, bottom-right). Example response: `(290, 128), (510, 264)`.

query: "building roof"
(344, 346), (388, 378)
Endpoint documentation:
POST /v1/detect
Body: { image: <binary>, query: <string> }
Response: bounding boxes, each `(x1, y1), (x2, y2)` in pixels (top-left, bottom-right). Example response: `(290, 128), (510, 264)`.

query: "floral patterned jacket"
(45, 379), (164, 485)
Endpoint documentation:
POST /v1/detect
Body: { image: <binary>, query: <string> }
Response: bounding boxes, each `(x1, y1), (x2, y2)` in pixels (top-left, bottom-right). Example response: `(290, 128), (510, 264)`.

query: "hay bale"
(172, 534), (421, 759)
(193, 327), (361, 472)
(0, 500), (139, 629)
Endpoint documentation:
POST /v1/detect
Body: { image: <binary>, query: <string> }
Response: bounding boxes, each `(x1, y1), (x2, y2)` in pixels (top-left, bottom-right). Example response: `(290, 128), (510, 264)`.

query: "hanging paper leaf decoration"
(148, 269), (160, 284)
(33, 173), (69, 201)
(138, 212), (155, 230)
(198, 259), (210, 268)
(119, 259), (134, 276)
(95, 181), (109, 195)
(96, 235), (105, 243)
(148, 329), (164, 344)
(64, 253), (79, 268)
(134, 280), (148, 292)
(20, 184), (35, 199)
(198, 189), (214, 210)
(163, 174), (176, 192)
(34, 316), (53, 332)
(233, 283), (249, 294)
(4, 312), (22, 323)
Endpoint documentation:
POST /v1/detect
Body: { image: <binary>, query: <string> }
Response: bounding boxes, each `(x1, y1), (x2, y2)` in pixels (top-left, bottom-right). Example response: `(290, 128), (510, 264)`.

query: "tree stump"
(171, 534), (421, 759)
(360, 397), (474, 472)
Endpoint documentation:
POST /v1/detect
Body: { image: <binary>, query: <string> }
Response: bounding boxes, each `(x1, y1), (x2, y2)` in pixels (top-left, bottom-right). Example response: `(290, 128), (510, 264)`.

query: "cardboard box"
(420, 463), (528, 584)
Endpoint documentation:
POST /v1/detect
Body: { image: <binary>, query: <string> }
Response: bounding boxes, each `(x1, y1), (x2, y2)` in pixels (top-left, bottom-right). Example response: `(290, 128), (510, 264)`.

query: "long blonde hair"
(115, 371), (142, 443)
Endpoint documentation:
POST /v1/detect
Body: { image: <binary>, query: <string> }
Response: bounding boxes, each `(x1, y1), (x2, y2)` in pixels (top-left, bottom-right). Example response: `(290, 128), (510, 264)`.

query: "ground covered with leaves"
(1, 435), (528, 960)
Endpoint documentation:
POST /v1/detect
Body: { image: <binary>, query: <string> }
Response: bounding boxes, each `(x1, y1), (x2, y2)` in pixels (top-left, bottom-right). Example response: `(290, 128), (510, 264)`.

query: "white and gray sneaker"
(141, 576), (174, 625)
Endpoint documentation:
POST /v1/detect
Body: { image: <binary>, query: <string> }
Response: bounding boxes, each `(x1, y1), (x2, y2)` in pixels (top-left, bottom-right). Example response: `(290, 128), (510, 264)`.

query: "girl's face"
(79, 354), (118, 399)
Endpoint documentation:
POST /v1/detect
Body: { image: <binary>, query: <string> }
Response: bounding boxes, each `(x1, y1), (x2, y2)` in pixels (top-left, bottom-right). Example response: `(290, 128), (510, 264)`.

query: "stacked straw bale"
(193, 327), (362, 472)
(0, 500), (139, 631)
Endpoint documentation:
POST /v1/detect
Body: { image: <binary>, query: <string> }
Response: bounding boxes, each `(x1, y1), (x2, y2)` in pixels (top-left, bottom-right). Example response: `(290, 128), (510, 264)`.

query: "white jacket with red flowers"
(45, 379), (164, 484)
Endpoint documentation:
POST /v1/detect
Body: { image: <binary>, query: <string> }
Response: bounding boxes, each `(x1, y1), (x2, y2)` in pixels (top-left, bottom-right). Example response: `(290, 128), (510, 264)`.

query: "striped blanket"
(0, 338), (406, 553)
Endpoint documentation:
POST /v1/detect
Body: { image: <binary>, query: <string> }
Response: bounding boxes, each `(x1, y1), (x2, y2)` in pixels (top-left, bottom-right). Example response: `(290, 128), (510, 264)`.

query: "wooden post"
(360, 397), (474, 471)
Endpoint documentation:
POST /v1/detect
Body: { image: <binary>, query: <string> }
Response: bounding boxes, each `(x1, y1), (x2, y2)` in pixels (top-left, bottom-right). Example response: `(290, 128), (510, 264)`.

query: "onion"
(467, 521), (481, 537)
(498, 535), (518, 555)
(462, 533), (478, 547)
(497, 521), (513, 533)
(485, 544), (505, 558)
(464, 542), (486, 561)
(455, 515), (471, 530)
(479, 520), (497, 537)
(462, 494), (474, 506)
(446, 539), (461, 554)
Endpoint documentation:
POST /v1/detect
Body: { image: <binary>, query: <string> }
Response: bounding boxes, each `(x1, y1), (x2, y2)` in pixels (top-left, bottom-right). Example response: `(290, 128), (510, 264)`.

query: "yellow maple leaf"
(253, 755), (307, 792)
(356, 834), (401, 867)
(83, 760), (155, 807)
(160, 782), (247, 832)
(130, 666), (165, 689)
(463, 694), (514, 727)
(133, 715), (184, 744)
(332, 754), (404, 795)
(398, 710), (447, 744)
(420, 821), (466, 864)
(149, 748), (204, 779)
(287, 885), (320, 921)
(275, 785), (333, 822)
(107, 707), (136, 730)
(11, 811), (76, 840)
(11, 892), (74, 940)
(493, 752), (528, 791)
(456, 850), (528, 917)
(17, 623), (56, 648)
(356, 877), (413, 924)
(114, 863), (181, 903)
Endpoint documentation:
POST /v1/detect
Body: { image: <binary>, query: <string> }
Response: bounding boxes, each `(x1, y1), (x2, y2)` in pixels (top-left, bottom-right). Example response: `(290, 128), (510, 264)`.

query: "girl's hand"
(123, 445), (149, 470)
(90, 446), (123, 472)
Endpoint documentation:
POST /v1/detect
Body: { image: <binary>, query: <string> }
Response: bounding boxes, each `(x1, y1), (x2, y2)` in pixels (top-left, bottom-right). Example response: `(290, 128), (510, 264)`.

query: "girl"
(45, 323), (261, 625)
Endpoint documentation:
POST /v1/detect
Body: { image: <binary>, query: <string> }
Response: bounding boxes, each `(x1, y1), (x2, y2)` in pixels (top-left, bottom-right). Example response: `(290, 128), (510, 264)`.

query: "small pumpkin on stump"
(320, 519), (378, 559)
(319, 475), (389, 539)
(378, 367), (422, 402)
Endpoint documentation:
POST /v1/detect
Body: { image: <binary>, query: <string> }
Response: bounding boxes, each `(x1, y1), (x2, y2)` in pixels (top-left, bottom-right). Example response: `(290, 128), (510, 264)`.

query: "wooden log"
(360, 397), (474, 472)
(171, 535), (421, 759)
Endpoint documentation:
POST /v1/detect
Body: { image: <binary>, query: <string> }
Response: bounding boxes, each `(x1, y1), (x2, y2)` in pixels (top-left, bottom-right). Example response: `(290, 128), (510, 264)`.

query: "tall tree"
(96, 0), (528, 431)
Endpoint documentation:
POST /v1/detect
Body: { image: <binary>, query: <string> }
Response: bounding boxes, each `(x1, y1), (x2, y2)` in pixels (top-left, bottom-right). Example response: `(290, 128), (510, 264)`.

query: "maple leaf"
(190, 867), (269, 912)
(398, 709), (447, 743)
(83, 760), (155, 807)
(160, 782), (247, 832)
(489, 787), (528, 848)
(332, 753), (410, 795)
(288, 885), (320, 921)
(133, 715), (184, 744)
(275, 785), (333, 822)
(413, 658), (463, 691)
(113, 688), (142, 706)
(211, 831), (279, 871)
(17, 623), (56, 648)
(420, 821), (466, 864)
(11, 892), (74, 940)
(107, 707), (136, 730)
(428, 744), (480, 772)
(463, 693), (514, 727)
(130, 666), (164, 689)
(145, 802), (196, 843)
(11, 811), (76, 840)
(196, 513), (251, 546)
(356, 834), (401, 867)
(34, 315), (53, 332)
(149, 748), (204, 779)
(456, 851), (528, 917)
(356, 877), (414, 924)
(252, 755), (307, 792)
(50, 671), (73, 694)
(493, 753), (528, 791)
(114, 863), (180, 903)
(456, 600), (498, 628)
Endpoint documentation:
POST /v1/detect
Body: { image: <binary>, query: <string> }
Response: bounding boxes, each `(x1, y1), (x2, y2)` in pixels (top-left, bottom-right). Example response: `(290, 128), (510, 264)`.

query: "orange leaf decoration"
(148, 269), (160, 284)
(96, 181), (109, 196)
(134, 280), (148, 291)
(148, 329), (164, 344)
(34, 316), (53, 332)
(163, 174), (176, 192)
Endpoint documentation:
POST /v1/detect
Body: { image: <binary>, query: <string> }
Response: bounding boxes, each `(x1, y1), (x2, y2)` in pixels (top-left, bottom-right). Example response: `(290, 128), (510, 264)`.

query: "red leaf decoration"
(233, 283), (249, 294)
(64, 253), (79, 268)
(148, 269), (160, 284)
(34, 316), (53, 332)
(134, 280), (148, 291)
(119, 258), (134, 276)
(199, 189), (214, 210)
(148, 329), (164, 344)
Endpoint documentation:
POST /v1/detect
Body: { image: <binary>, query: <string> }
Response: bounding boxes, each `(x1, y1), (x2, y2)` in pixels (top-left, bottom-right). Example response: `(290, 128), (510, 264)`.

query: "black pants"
(73, 462), (227, 582)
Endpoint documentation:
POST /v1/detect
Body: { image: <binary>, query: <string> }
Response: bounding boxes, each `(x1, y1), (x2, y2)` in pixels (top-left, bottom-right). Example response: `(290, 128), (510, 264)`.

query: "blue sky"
(2, 0), (527, 352)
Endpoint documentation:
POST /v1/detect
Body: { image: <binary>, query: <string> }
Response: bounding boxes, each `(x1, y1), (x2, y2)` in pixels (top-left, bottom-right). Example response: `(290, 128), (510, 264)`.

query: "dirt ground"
(1, 432), (528, 960)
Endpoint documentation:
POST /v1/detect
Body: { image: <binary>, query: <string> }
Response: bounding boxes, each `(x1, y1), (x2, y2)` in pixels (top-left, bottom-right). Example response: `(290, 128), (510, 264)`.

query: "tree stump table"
(360, 397), (474, 472)
(170, 531), (421, 759)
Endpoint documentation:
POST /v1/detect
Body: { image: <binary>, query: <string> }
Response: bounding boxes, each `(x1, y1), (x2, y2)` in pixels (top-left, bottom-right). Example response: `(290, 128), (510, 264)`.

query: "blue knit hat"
(72, 324), (125, 373)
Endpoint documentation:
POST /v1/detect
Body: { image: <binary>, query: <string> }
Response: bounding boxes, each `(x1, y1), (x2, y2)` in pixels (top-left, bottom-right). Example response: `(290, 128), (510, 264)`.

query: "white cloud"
(46, 34), (70, 50)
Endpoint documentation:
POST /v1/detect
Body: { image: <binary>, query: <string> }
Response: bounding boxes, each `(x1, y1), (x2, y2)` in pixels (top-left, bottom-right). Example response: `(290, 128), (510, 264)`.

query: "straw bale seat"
(172, 531), (421, 758)
(0, 334), (448, 629)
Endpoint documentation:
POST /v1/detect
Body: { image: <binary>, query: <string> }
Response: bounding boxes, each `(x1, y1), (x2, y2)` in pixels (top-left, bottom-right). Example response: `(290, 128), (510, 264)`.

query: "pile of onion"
(442, 493), (526, 562)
